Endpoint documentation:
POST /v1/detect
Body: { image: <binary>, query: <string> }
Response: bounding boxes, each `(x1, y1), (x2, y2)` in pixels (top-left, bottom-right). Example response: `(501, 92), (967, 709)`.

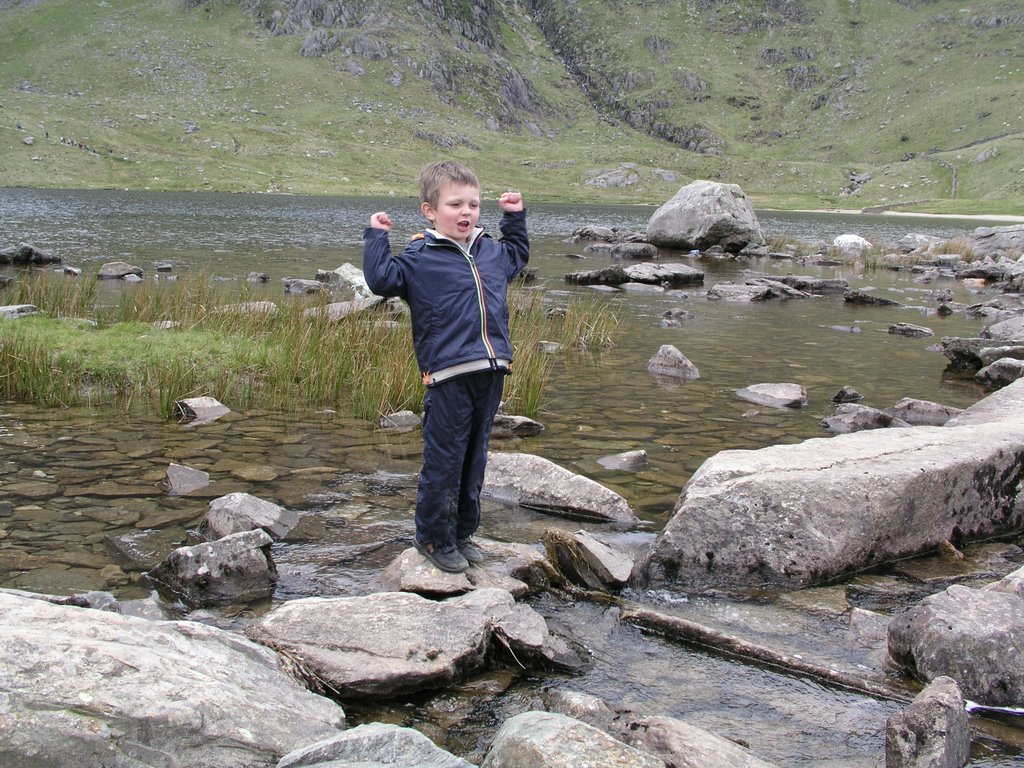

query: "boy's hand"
(498, 191), (524, 212)
(369, 211), (393, 232)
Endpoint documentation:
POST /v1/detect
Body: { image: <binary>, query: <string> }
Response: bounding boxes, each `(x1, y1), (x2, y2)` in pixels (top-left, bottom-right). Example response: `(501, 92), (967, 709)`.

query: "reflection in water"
(0, 189), (1021, 765)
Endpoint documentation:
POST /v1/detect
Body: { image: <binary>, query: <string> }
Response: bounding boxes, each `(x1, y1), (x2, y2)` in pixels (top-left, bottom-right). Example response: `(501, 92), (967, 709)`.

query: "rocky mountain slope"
(1, 0), (1021, 211)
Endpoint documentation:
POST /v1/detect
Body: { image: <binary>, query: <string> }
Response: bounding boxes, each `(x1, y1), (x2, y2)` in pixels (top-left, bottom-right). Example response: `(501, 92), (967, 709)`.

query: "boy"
(363, 160), (529, 573)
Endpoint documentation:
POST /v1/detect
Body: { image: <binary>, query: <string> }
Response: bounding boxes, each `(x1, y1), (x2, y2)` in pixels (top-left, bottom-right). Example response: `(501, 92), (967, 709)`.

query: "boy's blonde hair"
(419, 160), (479, 208)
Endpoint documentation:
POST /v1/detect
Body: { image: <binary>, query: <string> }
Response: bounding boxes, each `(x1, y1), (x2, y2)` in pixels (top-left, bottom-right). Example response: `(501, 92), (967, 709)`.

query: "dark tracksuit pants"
(416, 369), (506, 550)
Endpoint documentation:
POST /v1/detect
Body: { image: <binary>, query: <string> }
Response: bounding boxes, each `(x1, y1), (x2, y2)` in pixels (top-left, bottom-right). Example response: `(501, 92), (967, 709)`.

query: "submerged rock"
(164, 462), (210, 495)
(735, 382), (808, 409)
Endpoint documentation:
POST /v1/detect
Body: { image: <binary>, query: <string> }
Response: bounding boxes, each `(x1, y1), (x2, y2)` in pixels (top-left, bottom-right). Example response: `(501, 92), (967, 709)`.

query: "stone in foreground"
(885, 676), (970, 768)
(0, 590), (343, 768)
(481, 711), (663, 768)
(888, 585), (1024, 706)
(277, 722), (473, 768)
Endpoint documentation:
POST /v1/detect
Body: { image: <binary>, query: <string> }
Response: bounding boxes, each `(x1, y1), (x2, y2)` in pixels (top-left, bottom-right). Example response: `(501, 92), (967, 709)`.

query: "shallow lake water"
(1, 187), (1022, 766)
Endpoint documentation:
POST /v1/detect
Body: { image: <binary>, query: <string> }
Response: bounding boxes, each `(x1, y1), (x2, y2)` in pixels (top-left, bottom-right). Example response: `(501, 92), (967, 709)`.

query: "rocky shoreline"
(2, 181), (1024, 766)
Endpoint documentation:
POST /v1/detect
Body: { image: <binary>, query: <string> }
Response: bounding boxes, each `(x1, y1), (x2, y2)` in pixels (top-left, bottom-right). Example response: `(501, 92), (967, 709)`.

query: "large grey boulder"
(483, 451), (639, 528)
(328, 262), (375, 299)
(481, 711), (663, 768)
(0, 590), (344, 768)
(888, 585), (1024, 706)
(303, 296), (384, 321)
(985, 563), (1024, 599)
(642, 380), (1024, 591)
(277, 722), (473, 768)
(885, 677), (970, 768)
(248, 591), (492, 698)
(646, 180), (765, 253)
(708, 278), (810, 301)
(146, 529), (278, 607)
(967, 224), (1024, 260)
(541, 691), (778, 768)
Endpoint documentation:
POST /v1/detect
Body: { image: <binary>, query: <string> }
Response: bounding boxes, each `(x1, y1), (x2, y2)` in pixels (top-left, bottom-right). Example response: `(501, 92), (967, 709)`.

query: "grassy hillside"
(0, 0), (1021, 212)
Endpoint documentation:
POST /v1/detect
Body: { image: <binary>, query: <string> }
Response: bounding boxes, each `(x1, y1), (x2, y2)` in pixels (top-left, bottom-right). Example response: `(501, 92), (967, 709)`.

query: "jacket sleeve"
(498, 210), (529, 279)
(362, 227), (406, 299)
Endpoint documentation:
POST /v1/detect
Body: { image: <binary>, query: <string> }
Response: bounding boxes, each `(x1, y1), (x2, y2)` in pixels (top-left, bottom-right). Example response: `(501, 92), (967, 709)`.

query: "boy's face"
(421, 182), (481, 244)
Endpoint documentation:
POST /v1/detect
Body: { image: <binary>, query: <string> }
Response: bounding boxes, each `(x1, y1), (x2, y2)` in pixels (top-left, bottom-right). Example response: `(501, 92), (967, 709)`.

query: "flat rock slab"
(0, 590), (344, 768)
(247, 590), (498, 698)
(483, 451), (639, 528)
(735, 382), (808, 409)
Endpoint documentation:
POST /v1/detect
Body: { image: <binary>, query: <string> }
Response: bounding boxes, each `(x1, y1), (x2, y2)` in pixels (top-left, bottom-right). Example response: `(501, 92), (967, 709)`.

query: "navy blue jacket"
(363, 210), (529, 382)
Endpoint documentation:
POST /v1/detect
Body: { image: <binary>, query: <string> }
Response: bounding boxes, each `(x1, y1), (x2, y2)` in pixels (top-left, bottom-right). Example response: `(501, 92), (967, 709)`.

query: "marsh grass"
(933, 235), (975, 261)
(558, 294), (622, 351)
(0, 272), (621, 420)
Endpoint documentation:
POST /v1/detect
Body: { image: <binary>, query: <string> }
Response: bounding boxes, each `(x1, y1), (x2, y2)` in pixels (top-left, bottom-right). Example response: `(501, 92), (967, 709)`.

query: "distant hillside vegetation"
(1, 0), (1021, 212)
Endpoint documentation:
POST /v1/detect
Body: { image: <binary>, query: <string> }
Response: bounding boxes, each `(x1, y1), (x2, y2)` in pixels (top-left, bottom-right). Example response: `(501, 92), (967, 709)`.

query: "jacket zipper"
(459, 245), (497, 360)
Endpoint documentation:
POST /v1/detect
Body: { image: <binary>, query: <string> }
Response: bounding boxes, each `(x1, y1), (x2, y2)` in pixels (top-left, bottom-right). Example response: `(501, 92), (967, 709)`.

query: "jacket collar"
(425, 227), (485, 253)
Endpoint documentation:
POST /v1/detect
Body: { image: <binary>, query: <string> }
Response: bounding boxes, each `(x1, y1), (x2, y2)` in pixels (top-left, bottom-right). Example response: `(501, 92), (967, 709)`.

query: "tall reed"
(0, 272), (620, 420)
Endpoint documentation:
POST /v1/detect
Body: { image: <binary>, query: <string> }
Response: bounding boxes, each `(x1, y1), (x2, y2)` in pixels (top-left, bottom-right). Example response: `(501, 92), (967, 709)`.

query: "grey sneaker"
(457, 537), (484, 564)
(414, 539), (469, 573)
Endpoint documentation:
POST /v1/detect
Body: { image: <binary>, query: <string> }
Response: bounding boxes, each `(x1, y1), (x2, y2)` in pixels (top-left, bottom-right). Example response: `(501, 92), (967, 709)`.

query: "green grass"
(0, 271), (621, 420)
(0, 0), (1021, 212)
